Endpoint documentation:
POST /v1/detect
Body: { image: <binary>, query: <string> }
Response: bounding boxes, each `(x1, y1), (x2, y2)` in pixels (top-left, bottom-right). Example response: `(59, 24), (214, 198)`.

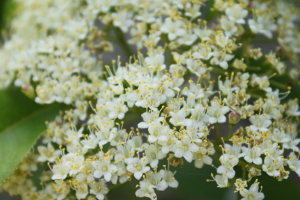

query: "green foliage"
(0, 88), (61, 183)
(259, 172), (300, 200)
(0, 0), (16, 32)
(0, 88), (43, 133)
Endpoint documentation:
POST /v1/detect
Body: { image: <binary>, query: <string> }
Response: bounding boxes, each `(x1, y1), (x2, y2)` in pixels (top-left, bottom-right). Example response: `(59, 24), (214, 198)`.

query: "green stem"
(269, 79), (287, 90)
(211, 66), (225, 76)
(215, 123), (221, 141)
(246, 91), (264, 99)
(242, 165), (247, 180)
(115, 27), (133, 59)
(105, 194), (109, 200)
(247, 66), (261, 71)
(225, 124), (233, 142)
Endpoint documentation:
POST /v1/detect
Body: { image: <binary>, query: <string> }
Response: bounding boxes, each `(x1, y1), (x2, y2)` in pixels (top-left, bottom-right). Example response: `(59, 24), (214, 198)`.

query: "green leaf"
(259, 172), (300, 200)
(0, 88), (43, 133)
(0, 99), (61, 184)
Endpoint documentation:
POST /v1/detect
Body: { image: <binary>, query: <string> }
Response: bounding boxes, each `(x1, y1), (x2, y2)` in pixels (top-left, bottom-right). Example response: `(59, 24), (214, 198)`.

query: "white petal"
(138, 122), (148, 129)
(134, 171), (143, 180)
(184, 151), (193, 162)
(148, 135), (157, 143)
(104, 172), (112, 182)
(168, 180), (178, 188)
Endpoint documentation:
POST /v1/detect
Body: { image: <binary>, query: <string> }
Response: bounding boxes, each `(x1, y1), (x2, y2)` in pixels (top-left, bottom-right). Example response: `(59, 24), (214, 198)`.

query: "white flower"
(145, 145), (167, 168)
(64, 153), (84, 176)
(210, 49), (234, 69)
(185, 2), (201, 19)
(136, 180), (157, 200)
(128, 136), (148, 152)
(138, 111), (164, 129)
(145, 170), (168, 191)
(97, 127), (118, 147)
(158, 133), (177, 154)
(126, 157), (150, 180)
(286, 99), (300, 116)
(169, 109), (189, 126)
(174, 135), (199, 162)
(115, 143), (135, 163)
(186, 58), (207, 76)
(147, 122), (168, 143)
(89, 180), (109, 200)
(220, 17), (238, 37)
(80, 134), (100, 150)
(287, 152), (300, 176)
(161, 17), (186, 41)
(192, 43), (214, 60)
(74, 182), (89, 199)
(249, 16), (277, 39)
(112, 11), (133, 32)
(207, 100), (230, 124)
(182, 82), (205, 99)
(214, 174), (228, 188)
(217, 154), (238, 179)
(106, 98), (128, 119)
(240, 182), (265, 200)
(283, 138), (300, 151)
(225, 4), (248, 24)
(194, 147), (213, 169)
(272, 128), (290, 143)
(235, 178), (247, 192)
(159, 169), (178, 188)
(242, 146), (262, 165)
(262, 156), (282, 177)
(37, 143), (61, 163)
(51, 162), (70, 180)
(224, 144), (245, 158)
(249, 115), (272, 132)
(92, 157), (117, 182)
(144, 50), (166, 71)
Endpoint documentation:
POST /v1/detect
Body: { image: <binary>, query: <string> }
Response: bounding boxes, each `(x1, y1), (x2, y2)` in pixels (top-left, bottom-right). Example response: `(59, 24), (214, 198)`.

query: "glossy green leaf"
(0, 103), (61, 184)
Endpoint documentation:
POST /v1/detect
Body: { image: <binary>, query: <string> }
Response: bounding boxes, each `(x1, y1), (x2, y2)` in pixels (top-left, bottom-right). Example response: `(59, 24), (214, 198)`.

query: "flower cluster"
(1, 0), (300, 200)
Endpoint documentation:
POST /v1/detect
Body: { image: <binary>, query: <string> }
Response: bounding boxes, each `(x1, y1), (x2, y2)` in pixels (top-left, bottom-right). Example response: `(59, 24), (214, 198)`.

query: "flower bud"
(21, 84), (36, 99)
(275, 46), (286, 58)
(229, 111), (241, 125)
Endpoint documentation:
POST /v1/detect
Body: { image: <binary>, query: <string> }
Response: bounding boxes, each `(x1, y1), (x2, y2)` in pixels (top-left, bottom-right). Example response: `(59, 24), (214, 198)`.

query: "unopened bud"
(247, 2), (254, 8)
(229, 111), (241, 125)
(21, 84), (36, 99)
(275, 46), (284, 57)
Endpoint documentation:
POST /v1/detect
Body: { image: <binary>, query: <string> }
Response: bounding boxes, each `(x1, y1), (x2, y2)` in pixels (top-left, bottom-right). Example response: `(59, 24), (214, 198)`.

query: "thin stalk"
(225, 124), (233, 142)
(215, 123), (221, 141)
(242, 165), (247, 180)
(115, 27), (133, 59)
(247, 66), (261, 71)
(211, 67), (225, 76)
(269, 79), (287, 90)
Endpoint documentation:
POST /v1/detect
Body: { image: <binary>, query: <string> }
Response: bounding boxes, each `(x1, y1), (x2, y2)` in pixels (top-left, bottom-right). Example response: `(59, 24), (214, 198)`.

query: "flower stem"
(215, 123), (221, 141)
(115, 27), (133, 59)
(225, 124), (233, 142)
